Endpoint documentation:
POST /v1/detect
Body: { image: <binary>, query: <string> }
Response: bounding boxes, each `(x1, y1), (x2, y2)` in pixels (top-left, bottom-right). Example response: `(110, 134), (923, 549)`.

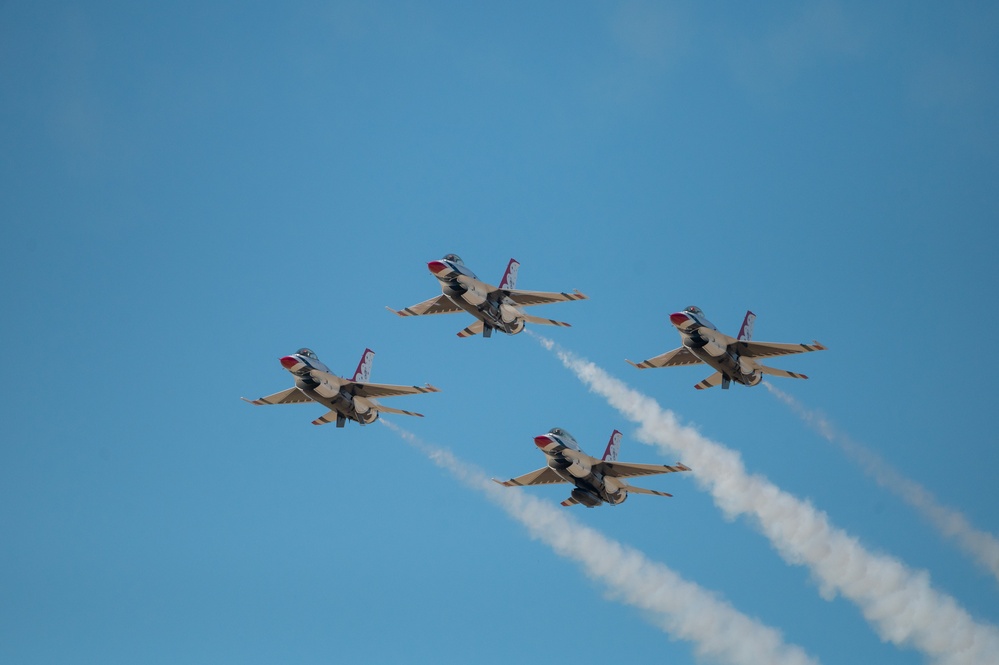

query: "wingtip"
(572, 289), (588, 299)
(812, 340), (826, 350)
(385, 306), (405, 317)
(424, 384), (441, 392)
(625, 359), (640, 369)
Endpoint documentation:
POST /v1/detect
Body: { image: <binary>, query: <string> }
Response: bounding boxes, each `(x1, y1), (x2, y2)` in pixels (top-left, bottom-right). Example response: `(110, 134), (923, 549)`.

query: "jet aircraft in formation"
(494, 428), (690, 507)
(387, 254), (587, 338)
(627, 306), (825, 390)
(244, 256), (827, 512)
(242, 348), (439, 428)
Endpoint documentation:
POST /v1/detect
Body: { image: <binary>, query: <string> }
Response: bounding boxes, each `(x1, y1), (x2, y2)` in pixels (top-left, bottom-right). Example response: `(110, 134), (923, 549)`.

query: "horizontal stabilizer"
(371, 403), (426, 418)
(521, 313), (571, 328)
(457, 320), (485, 338)
(560, 495), (580, 507)
(625, 485), (673, 498)
(694, 372), (724, 390)
(312, 410), (342, 426)
(241, 387), (312, 405)
(758, 366), (809, 380)
(627, 346), (702, 370)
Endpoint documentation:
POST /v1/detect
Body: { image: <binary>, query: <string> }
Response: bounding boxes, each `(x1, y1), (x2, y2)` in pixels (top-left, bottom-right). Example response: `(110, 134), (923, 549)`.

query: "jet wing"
(350, 382), (441, 399)
(503, 289), (588, 307)
(597, 461), (691, 479)
(387, 295), (463, 317)
(736, 340), (826, 358)
(493, 467), (568, 487)
(627, 346), (702, 369)
(241, 387), (312, 405)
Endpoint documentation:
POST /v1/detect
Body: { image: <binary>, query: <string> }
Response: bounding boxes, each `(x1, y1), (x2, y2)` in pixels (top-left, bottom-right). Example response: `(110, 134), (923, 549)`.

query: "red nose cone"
(669, 312), (690, 327)
(534, 435), (554, 449)
(427, 260), (448, 275)
(279, 355), (300, 369)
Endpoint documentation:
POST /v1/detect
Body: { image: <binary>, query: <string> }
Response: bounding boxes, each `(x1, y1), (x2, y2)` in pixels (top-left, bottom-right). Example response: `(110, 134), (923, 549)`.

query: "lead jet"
(627, 306), (826, 390)
(387, 254), (587, 338)
(242, 348), (439, 427)
(494, 428), (690, 507)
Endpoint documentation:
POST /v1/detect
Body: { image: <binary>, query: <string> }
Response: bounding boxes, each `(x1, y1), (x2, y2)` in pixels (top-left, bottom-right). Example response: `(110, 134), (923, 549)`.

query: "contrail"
(763, 381), (999, 585)
(381, 419), (819, 665)
(536, 336), (999, 665)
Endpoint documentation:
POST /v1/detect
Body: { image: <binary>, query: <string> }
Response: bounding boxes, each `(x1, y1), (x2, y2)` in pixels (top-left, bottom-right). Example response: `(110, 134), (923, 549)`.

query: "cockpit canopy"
(442, 253), (464, 266)
(684, 306), (704, 317)
(549, 427), (580, 450)
(297, 348), (319, 361)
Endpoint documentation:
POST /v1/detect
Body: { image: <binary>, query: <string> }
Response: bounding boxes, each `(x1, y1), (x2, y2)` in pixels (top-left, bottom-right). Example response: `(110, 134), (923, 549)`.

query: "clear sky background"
(2, 2), (998, 664)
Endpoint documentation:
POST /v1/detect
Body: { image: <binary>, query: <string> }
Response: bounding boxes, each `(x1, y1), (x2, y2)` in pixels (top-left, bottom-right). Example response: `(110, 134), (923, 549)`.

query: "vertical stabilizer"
(738, 310), (756, 342)
(602, 430), (623, 461)
(499, 258), (520, 290)
(352, 348), (375, 382)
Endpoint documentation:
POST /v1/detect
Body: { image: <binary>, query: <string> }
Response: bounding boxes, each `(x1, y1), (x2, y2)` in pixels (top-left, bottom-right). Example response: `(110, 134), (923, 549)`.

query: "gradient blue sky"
(2, 3), (998, 664)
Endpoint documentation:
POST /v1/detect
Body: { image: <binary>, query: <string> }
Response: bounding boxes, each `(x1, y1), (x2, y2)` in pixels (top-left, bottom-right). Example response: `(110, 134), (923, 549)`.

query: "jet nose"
(279, 355), (302, 370)
(427, 260), (448, 275)
(534, 435), (555, 449)
(669, 311), (692, 328)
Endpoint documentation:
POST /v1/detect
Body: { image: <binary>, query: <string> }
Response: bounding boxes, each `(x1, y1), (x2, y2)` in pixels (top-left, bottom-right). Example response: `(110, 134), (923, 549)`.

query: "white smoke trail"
(536, 337), (999, 665)
(764, 381), (999, 585)
(380, 419), (819, 665)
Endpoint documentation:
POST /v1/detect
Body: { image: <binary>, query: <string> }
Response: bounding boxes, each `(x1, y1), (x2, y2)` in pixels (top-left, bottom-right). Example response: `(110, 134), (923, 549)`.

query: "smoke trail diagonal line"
(380, 419), (820, 665)
(764, 381), (999, 586)
(534, 335), (999, 665)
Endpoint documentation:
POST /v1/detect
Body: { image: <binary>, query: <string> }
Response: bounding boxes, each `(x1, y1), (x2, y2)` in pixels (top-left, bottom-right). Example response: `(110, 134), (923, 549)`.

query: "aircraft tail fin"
(758, 365), (809, 380)
(352, 348), (374, 382)
(499, 258), (520, 290)
(738, 310), (756, 341)
(601, 430), (622, 461)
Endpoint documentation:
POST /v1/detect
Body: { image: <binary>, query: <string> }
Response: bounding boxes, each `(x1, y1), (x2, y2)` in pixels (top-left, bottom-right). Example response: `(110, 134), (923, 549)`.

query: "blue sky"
(2, 2), (998, 664)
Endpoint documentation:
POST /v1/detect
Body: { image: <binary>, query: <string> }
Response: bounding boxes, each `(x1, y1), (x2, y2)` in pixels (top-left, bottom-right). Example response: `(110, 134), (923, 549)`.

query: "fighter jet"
(387, 254), (587, 338)
(627, 306), (826, 390)
(242, 348), (439, 427)
(494, 428), (690, 507)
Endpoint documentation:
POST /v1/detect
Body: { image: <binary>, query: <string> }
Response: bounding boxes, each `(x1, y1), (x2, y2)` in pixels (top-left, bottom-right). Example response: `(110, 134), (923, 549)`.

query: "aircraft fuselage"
(671, 310), (762, 389)
(281, 352), (377, 427)
(536, 433), (627, 507)
(429, 259), (525, 337)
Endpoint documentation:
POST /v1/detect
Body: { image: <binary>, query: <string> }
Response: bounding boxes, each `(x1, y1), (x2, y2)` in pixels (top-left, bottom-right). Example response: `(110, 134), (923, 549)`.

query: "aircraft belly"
(689, 350), (756, 387)
(447, 293), (522, 335)
(302, 389), (353, 421)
